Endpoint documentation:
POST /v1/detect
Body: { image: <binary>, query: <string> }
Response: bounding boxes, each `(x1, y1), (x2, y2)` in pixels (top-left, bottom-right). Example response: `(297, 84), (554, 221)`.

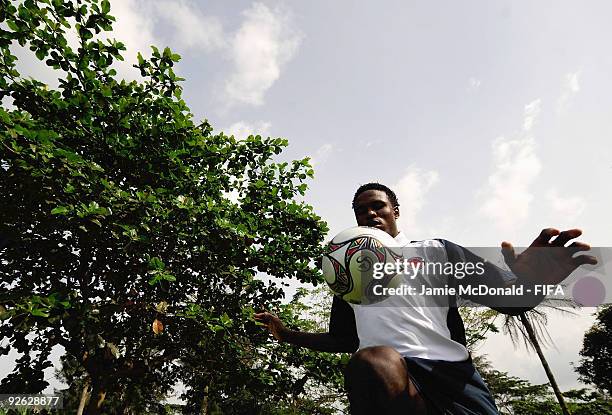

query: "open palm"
(501, 228), (597, 285)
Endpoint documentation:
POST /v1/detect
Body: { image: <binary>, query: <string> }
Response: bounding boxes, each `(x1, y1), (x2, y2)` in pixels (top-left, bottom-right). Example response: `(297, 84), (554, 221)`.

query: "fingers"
(501, 241), (516, 266)
(567, 241), (591, 255)
(533, 228), (560, 246)
(573, 254), (598, 266)
(253, 312), (267, 320)
(534, 228), (587, 247)
(254, 311), (282, 330)
(254, 311), (275, 320)
(254, 312), (274, 327)
(254, 311), (286, 342)
(534, 229), (597, 266)
(551, 229), (583, 246)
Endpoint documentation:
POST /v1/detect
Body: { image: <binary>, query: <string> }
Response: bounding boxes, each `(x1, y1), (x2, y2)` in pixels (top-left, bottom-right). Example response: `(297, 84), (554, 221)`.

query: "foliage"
(181, 285), (350, 414)
(474, 355), (612, 415)
(53, 353), (176, 414)
(575, 305), (612, 395)
(0, 0), (330, 413)
(458, 307), (498, 352)
(270, 286), (350, 414)
(498, 303), (576, 352)
(494, 301), (578, 414)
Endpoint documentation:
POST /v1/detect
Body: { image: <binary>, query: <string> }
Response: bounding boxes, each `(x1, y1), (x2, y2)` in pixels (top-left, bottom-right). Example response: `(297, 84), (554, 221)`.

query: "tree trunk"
(76, 377), (91, 415)
(200, 384), (209, 415)
(84, 378), (107, 415)
(519, 313), (571, 415)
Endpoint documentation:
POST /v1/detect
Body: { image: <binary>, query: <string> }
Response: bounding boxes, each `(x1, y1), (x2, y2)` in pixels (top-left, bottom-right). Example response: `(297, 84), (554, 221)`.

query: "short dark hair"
(352, 182), (400, 209)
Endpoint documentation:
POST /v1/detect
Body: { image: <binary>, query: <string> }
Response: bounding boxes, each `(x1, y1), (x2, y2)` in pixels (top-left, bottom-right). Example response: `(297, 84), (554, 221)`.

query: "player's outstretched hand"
(254, 311), (288, 342)
(501, 228), (598, 285)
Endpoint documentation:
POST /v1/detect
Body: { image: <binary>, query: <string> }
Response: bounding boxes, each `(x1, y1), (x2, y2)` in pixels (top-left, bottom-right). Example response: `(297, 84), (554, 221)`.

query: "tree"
(458, 307), (498, 352)
(459, 281), (607, 414)
(474, 355), (553, 414)
(474, 355), (612, 415)
(500, 307), (574, 415)
(462, 308), (571, 413)
(0, 1), (328, 413)
(575, 305), (612, 395)
(274, 286), (350, 414)
(460, 302), (574, 413)
(159, 286), (349, 414)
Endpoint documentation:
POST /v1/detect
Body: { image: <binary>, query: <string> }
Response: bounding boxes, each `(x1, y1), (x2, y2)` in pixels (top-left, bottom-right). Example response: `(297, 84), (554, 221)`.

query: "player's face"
(353, 190), (400, 237)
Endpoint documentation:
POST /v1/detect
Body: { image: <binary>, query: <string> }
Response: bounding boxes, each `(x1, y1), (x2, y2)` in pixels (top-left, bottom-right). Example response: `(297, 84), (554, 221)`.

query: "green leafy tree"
(475, 355), (612, 415)
(54, 353), (177, 415)
(475, 355), (553, 414)
(178, 286), (349, 414)
(563, 388), (612, 415)
(0, 1), (328, 413)
(462, 301), (583, 415)
(458, 307), (498, 352)
(271, 286), (350, 414)
(575, 305), (612, 395)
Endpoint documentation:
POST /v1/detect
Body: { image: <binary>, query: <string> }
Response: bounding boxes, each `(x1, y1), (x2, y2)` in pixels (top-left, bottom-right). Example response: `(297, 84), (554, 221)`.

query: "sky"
(3, 0), (612, 397)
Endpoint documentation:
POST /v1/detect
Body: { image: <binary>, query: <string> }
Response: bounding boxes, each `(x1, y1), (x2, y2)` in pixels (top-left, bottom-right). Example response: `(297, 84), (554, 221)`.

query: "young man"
(255, 182), (596, 414)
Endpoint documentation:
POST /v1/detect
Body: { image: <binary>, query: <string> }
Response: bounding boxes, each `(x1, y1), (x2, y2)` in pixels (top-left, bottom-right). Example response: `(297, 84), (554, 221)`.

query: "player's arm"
(441, 239), (544, 315)
(254, 296), (359, 353)
(441, 229), (597, 314)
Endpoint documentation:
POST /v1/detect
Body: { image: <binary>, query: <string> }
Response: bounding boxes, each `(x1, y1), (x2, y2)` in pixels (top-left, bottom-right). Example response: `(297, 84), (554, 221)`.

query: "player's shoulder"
(405, 238), (446, 248)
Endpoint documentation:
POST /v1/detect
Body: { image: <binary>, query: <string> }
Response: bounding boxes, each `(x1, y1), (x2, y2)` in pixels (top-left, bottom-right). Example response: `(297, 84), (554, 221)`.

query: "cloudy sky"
(5, 0), (612, 395)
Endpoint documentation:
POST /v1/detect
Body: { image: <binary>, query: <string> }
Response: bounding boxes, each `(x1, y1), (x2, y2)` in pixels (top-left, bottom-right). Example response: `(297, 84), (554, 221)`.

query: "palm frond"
(500, 298), (579, 351)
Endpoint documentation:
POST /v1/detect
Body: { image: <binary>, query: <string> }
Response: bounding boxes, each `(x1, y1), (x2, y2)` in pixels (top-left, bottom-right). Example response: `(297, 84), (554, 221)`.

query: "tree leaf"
(51, 206), (69, 215)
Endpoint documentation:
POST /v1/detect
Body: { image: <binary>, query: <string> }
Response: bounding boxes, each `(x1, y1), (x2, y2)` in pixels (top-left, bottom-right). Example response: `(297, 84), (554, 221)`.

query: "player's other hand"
(254, 311), (288, 342)
(501, 228), (598, 285)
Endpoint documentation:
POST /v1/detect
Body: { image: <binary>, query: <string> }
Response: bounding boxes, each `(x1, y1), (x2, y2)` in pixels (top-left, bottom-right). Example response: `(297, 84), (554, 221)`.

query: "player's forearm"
(282, 330), (358, 353)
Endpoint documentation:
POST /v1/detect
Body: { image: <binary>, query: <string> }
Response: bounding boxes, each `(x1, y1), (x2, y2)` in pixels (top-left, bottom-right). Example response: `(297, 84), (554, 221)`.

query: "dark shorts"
(403, 356), (499, 415)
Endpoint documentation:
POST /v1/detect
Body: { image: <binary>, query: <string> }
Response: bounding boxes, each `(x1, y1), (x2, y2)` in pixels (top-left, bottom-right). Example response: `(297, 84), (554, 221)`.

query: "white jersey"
(349, 232), (515, 361)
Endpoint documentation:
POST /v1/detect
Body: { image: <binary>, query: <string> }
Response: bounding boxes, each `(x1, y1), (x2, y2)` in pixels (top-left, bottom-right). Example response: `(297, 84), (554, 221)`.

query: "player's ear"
(394, 206), (400, 219)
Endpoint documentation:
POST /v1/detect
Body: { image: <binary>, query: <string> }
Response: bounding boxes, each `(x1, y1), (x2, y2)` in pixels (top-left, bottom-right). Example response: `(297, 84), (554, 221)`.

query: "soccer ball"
(322, 226), (403, 305)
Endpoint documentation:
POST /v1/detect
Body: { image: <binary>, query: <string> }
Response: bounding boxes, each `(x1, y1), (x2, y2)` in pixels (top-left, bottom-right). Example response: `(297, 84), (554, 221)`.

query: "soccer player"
(255, 182), (597, 414)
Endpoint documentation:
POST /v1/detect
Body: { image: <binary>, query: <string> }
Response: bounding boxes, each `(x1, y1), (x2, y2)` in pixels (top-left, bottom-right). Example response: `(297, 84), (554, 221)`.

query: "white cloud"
(223, 3), (301, 107)
(480, 99), (544, 231)
(546, 189), (586, 225)
(468, 77), (481, 90)
(556, 71), (581, 113)
(109, 0), (226, 79)
(9, 0), (158, 83)
(7, 1), (299, 108)
(310, 143), (334, 166)
(152, 0), (226, 51)
(222, 120), (272, 140)
(479, 136), (542, 231)
(9, 0), (227, 84)
(102, 0), (158, 80)
(393, 167), (439, 233)
(523, 98), (541, 131)
(566, 72), (580, 92)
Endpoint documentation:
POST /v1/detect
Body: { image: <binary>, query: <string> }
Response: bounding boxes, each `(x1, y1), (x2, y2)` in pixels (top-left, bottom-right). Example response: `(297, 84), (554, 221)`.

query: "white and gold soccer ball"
(322, 226), (404, 305)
